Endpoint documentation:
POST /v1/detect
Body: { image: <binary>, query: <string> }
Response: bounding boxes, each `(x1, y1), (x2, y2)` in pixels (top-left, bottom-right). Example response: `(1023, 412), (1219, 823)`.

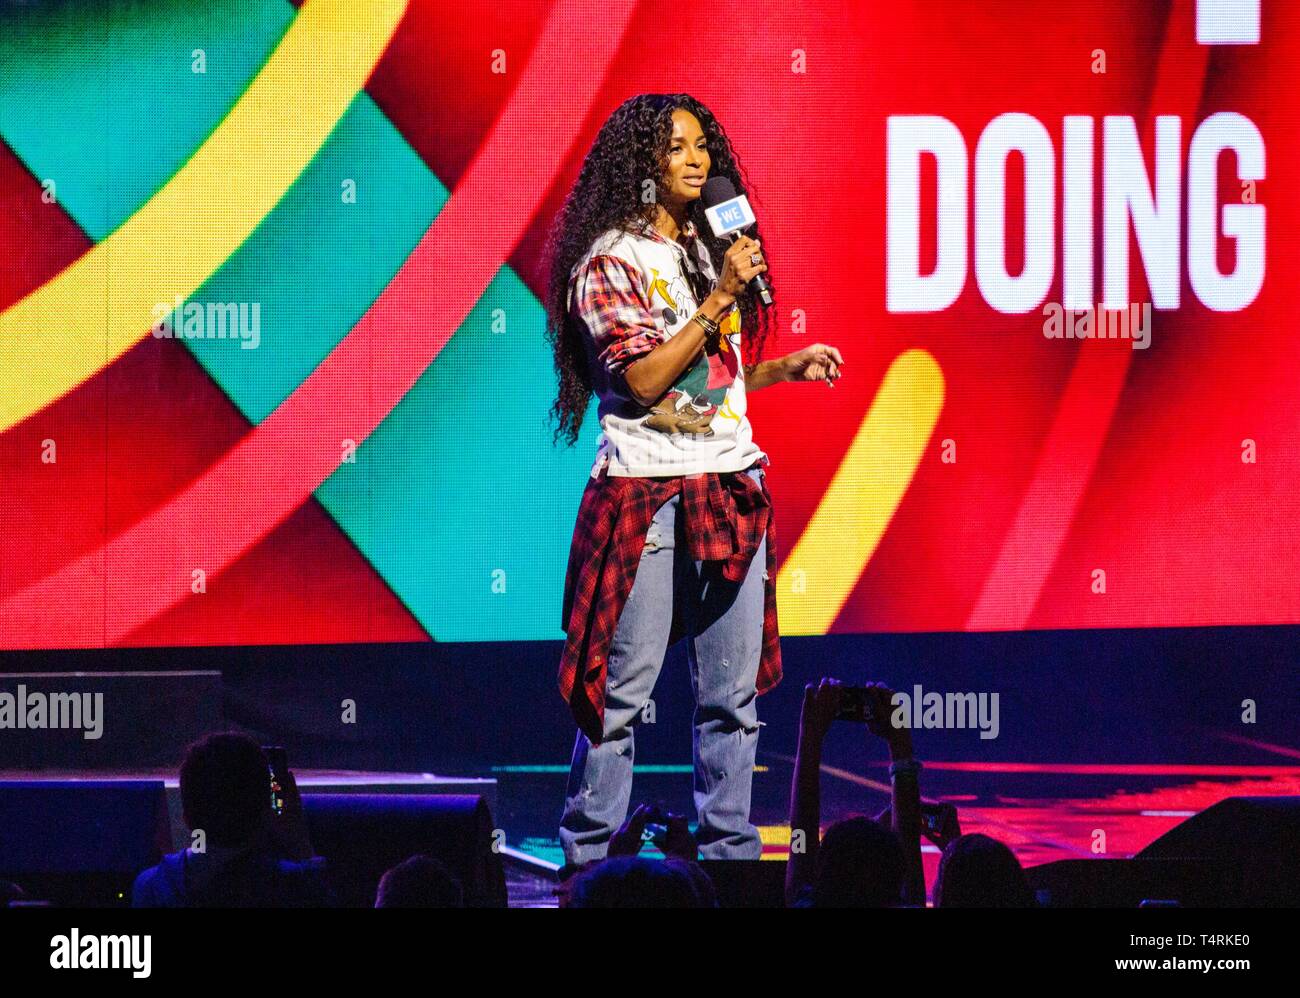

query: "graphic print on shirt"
(641, 267), (742, 438)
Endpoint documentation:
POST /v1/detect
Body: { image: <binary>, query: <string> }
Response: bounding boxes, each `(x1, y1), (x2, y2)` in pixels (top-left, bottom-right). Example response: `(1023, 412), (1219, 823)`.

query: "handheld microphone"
(701, 176), (774, 307)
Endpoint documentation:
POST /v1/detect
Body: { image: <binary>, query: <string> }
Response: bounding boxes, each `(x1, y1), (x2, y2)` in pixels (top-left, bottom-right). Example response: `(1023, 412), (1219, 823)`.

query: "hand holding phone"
(264, 746), (288, 817)
(262, 745), (315, 862)
(833, 685), (870, 723)
(920, 802), (961, 849)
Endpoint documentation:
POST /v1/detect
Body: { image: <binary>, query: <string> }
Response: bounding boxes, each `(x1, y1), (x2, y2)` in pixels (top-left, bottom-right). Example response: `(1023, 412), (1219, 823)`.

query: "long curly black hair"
(543, 93), (775, 448)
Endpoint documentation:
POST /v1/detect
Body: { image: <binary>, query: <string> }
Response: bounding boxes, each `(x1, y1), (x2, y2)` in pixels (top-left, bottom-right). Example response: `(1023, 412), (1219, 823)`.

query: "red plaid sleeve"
(569, 254), (665, 379)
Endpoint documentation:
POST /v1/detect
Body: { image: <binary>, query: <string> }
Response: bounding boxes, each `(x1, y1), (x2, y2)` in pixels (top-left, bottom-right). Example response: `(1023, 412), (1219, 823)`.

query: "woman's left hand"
(782, 344), (844, 386)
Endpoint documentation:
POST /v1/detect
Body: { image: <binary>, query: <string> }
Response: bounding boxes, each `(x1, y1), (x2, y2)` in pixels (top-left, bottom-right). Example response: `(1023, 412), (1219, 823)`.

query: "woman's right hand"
(715, 234), (767, 301)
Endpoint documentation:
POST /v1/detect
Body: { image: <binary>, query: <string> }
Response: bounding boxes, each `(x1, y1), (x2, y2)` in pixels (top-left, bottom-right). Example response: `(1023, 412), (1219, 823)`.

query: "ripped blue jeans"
(558, 464), (767, 866)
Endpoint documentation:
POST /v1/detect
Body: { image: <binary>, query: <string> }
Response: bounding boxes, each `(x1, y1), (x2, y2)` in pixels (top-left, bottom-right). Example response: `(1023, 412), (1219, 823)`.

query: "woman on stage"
(544, 93), (844, 867)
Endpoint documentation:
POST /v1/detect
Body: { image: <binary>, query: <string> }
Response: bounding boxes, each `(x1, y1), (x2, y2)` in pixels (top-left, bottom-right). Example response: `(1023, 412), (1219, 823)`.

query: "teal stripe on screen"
(0, 0), (294, 239)
(182, 94), (438, 424)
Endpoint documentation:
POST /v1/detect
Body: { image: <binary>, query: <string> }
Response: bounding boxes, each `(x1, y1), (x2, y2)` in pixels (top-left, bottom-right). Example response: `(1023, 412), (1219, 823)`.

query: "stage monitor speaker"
(1139, 796), (1300, 861)
(1028, 797), (1300, 907)
(1026, 857), (1223, 908)
(302, 793), (507, 907)
(1137, 795), (1300, 906)
(0, 780), (170, 907)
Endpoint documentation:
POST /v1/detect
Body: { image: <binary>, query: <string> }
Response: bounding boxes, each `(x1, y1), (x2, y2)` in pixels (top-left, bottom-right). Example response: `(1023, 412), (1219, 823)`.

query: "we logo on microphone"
(703, 192), (757, 237)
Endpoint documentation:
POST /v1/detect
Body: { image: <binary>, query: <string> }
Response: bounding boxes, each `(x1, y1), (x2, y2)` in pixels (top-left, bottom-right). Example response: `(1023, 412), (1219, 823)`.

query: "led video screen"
(0, 0), (1295, 649)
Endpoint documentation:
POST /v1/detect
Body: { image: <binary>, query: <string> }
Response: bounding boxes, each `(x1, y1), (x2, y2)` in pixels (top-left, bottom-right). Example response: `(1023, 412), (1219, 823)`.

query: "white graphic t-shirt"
(567, 218), (768, 478)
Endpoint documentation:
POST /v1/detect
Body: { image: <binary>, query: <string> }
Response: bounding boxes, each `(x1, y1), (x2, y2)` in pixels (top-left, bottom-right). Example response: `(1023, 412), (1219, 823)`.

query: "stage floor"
(492, 740), (1300, 901)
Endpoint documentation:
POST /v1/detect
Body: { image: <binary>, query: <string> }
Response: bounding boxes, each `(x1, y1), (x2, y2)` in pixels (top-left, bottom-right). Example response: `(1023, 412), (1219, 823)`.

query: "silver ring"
(749, 253), (761, 266)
